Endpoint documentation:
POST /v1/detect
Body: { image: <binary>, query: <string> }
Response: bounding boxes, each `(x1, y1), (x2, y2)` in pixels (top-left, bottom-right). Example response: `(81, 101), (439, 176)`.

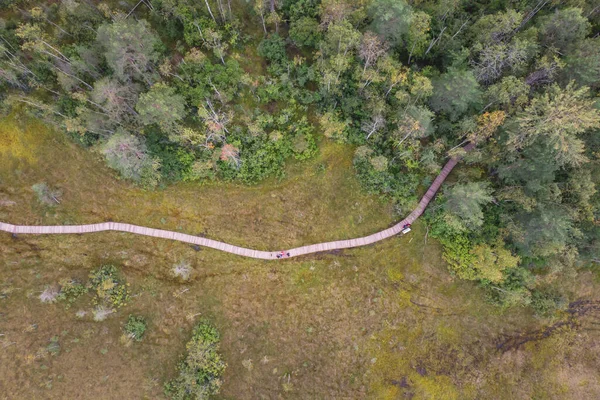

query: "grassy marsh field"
(1, 114), (600, 399)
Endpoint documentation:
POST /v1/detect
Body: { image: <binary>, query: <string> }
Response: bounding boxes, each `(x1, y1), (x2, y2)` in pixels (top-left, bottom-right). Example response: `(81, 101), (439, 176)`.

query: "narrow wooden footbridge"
(0, 144), (474, 260)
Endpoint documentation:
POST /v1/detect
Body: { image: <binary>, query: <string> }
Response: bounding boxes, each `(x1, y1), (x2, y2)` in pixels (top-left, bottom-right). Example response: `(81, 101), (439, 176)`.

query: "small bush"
(46, 336), (60, 356)
(88, 265), (130, 309)
(164, 320), (226, 399)
(123, 315), (147, 342)
(32, 183), (61, 206)
(531, 288), (567, 317)
(57, 278), (88, 308)
(257, 34), (287, 66)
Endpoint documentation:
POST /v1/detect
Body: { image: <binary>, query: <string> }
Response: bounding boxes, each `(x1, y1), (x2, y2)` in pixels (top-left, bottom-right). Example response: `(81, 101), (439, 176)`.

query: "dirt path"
(0, 145), (474, 260)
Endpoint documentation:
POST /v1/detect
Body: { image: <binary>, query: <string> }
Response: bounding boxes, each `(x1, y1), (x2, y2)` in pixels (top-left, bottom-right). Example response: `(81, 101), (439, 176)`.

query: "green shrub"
(258, 34), (287, 66)
(88, 265), (130, 309)
(531, 288), (567, 317)
(352, 147), (420, 208)
(46, 336), (61, 356)
(289, 17), (322, 47)
(57, 278), (88, 308)
(123, 315), (148, 342)
(145, 127), (197, 182)
(164, 320), (226, 399)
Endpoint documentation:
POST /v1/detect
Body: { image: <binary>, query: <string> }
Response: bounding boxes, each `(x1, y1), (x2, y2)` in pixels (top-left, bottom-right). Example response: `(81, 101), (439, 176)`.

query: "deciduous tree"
(96, 19), (160, 84)
(101, 130), (161, 188)
(136, 83), (186, 130)
(539, 7), (591, 53)
(429, 68), (481, 121)
(368, 0), (413, 45)
(358, 32), (388, 73)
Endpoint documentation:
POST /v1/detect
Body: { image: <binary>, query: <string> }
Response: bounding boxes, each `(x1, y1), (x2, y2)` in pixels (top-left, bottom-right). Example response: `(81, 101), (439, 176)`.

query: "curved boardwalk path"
(0, 144), (474, 260)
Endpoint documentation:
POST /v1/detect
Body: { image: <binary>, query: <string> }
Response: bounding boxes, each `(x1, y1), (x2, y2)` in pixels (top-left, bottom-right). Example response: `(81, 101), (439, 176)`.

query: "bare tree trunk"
(16, 97), (68, 118)
(208, 78), (223, 101)
(51, 64), (93, 90)
(451, 19), (469, 40)
(193, 22), (205, 40)
(587, 5), (600, 17)
(216, 0), (226, 21)
(424, 26), (446, 56)
(366, 128), (377, 140)
(142, 0), (154, 11)
(408, 42), (417, 64)
(125, 0), (145, 19)
(204, 0), (217, 23)
(385, 83), (396, 97)
(42, 41), (71, 63)
(45, 18), (73, 37)
(260, 13), (267, 34)
(513, 0), (549, 35)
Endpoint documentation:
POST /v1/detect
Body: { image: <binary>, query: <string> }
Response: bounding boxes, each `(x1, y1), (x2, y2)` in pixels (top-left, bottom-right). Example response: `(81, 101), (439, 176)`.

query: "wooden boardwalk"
(0, 144), (474, 260)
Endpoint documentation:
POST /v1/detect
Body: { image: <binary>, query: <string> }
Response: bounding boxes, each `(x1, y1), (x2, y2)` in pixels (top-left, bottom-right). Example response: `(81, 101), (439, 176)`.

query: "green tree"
(257, 34), (287, 65)
(538, 7), (591, 53)
(123, 315), (148, 342)
(321, 19), (361, 58)
(469, 240), (520, 283)
(483, 76), (530, 112)
(470, 9), (522, 45)
(508, 206), (575, 258)
(101, 130), (161, 188)
(506, 83), (600, 167)
(443, 181), (493, 230)
(289, 17), (322, 47)
(319, 110), (350, 141)
(96, 19), (160, 84)
(368, 0), (413, 45)
(318, 19), (361, 93)
(429, 68), (482, 121)
(136, 83), (186, 130)
(165, 321), (226, 399)
(392, 105), (434, 146)
(563, 38), (600, 87)
(406, 11), (431, 63)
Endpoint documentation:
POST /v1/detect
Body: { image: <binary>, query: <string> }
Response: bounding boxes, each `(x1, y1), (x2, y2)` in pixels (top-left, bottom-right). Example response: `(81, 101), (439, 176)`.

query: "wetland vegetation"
(1, 0), (599, 398)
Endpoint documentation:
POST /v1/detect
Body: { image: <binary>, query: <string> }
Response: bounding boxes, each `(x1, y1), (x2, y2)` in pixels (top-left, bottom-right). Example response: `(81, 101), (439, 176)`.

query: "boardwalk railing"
(0, 144), (474, 260)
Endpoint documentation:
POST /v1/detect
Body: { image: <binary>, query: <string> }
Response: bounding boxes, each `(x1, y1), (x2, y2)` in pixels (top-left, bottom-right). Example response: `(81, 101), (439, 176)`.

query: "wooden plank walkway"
(0, 144), (475, 260)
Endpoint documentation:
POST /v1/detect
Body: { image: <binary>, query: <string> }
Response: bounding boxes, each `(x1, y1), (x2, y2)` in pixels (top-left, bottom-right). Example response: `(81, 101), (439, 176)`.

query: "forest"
(0, 0), (599, 398)
(2, 0), (598, 313)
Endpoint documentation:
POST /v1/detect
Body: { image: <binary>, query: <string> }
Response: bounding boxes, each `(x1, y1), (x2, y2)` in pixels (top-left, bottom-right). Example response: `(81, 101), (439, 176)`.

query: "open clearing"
(1, 114), (600, 399)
